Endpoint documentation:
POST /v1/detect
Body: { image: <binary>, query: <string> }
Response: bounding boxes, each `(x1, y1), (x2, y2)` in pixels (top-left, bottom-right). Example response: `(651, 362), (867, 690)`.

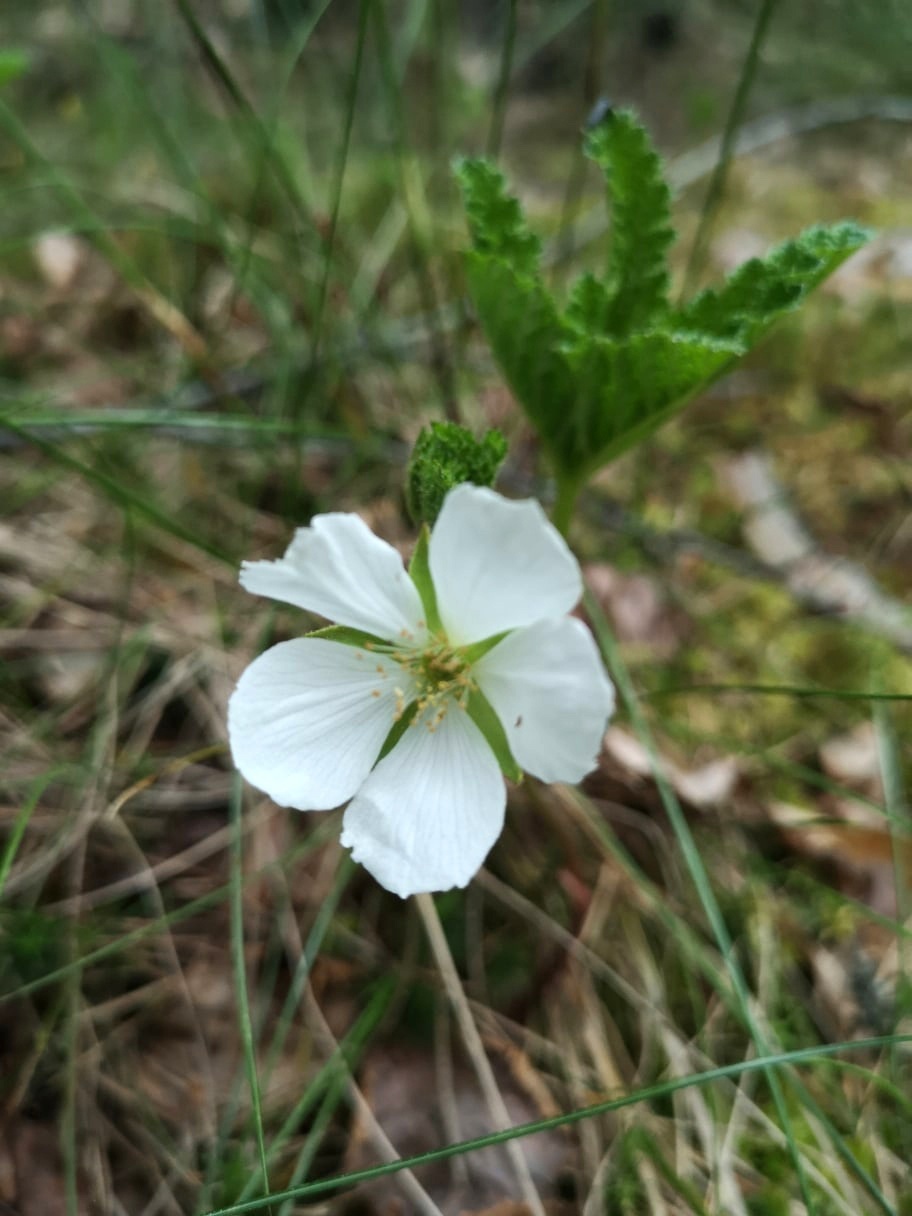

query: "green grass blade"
(0, 829), (335, 1005)
(261, 857), (354, 1084)
(310, 0), (370, 363)
(585, 589), (816, 1213)
(199, 1034), (910, 1216)
(585, 589), (897, 1214)
(230, 774), (271, 1206)
(646, 682), (912, 703)
(0, 419), (233, 563)
(681, 0), (781, 294)
(0, 771), (58, 902)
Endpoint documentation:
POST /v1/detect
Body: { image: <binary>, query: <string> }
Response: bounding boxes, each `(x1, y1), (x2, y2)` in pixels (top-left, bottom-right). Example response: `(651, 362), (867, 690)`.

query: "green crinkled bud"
(405, 422), (507, 526)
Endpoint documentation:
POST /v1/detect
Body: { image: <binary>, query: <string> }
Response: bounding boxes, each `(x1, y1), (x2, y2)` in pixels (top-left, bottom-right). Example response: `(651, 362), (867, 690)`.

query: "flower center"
(394, 637), (475, 730)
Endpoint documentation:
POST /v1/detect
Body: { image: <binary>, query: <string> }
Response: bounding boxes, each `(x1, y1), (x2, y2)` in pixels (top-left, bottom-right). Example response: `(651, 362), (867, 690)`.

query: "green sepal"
(375, 701), (418, 764)
(408, 526), (443, 634)
(307, 624), (390, 649)
(460, 631), (509, 665)
(467, 689), (523, 784)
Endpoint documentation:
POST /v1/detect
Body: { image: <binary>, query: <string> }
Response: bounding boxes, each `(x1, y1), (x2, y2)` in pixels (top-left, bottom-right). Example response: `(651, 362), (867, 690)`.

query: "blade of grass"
(199, 1034), (911, 1216)
(372, 0), (458, 418)
(645, 682), (912, 703)
(172, 0), (318, 238)
(681, 0), (781, 296)
(230, 774), (271, 1211)
(310, 0), (370, 364)
(0, 827), (336, 1005)
(0, 419), (233, 564)
(0, 770), (58, 902)
(585, 587), (898, 1214)
(0, 96), (208, 360)
(66, 7), (292, 347)
(236, 978), (393, 1211)
(485, 0), (518, 159)
(262, 857), (354, 1084)
(587, 590), (823, 1215)
(275, 1072), (350, 1216)
(874, 696), (912, 1163)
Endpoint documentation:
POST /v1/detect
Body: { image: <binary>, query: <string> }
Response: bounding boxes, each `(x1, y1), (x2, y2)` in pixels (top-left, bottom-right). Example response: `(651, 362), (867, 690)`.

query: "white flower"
(228, 484), (615, 898)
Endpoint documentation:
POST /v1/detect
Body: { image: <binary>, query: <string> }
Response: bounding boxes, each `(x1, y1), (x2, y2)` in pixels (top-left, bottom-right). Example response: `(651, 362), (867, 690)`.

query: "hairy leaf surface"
(674, 222), (870, 344)
(455, 157), (541, 274)
(586, 112), (674, 335)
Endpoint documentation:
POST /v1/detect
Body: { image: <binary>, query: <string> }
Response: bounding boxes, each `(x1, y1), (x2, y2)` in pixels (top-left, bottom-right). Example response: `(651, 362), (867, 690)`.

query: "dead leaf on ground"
(32, 232), (86, 292)
(602, 728), (740, 809)
(583, 564), (686, 659)
(819, 721), (883, 798)
(6, 1121), (69, 1216)
(766, 799), (908, 919)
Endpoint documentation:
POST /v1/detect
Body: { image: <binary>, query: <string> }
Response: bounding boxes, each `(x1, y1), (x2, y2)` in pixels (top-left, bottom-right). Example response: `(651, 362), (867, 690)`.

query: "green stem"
(551, 476), (580, 538)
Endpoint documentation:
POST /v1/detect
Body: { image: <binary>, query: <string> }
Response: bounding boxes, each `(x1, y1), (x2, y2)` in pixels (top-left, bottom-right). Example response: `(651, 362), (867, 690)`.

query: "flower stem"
(551, 475), (580, 539)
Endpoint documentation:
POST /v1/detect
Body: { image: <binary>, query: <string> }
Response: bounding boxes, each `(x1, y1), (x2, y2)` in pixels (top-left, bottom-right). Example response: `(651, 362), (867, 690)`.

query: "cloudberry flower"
(228, 484), (614, 897)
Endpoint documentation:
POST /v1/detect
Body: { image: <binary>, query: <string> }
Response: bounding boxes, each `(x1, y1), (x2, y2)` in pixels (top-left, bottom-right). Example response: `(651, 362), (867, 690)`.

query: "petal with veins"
(429, 484), (582, 645)
(340, 707), (505, 897)
(474, 617), (614, 783)
(240, 513), (427, 643)
(228, 638), (414, 811)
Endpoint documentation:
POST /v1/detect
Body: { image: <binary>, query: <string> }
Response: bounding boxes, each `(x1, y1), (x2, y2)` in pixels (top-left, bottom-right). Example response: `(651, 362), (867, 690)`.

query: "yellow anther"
(384, 637), (477, 733)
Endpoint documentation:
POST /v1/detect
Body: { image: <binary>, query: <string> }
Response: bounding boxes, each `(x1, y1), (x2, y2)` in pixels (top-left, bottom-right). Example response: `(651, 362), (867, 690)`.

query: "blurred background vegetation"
(1, 2), (911, 1214)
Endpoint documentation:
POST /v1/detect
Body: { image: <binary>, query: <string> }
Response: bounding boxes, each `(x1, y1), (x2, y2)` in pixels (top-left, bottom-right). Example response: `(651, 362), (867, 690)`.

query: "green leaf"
(406, 421), (507, 526)
(674, 221), (871, 345)
(463, 251), (578, 476)
(457, 128), (871, 491)
(407, 526), (442, 634)
(585, 110), (674, 335)
(466, 691), (522, 784)
(557, 329), (740, 473)
(565, 272), (613, 334)
(454, 157), (541, 274)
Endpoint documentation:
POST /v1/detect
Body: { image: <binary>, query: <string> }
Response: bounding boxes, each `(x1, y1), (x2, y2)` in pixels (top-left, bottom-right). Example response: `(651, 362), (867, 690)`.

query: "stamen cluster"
(394, 637), (475, 730)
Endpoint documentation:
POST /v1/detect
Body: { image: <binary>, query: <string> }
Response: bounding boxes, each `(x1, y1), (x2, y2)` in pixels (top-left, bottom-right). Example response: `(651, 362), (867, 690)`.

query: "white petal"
(474, 617), (614, 784)
(240, 513), (427, 642)
(340, 706), (505, 898)
(228, 638), (415, 810)
(429, 484), (582, 645)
